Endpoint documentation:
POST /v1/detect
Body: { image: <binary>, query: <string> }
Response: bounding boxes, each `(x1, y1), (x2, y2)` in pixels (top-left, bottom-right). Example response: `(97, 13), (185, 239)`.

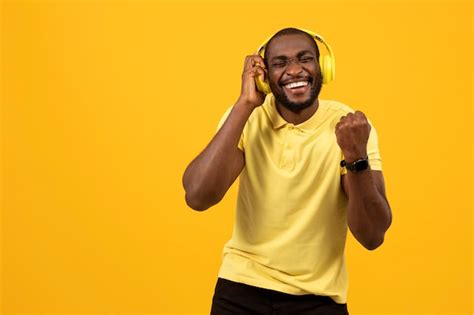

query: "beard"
(271, 72), (323, 113)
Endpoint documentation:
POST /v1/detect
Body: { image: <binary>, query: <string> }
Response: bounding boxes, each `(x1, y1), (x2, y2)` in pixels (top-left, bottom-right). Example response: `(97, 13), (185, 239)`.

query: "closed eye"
(271, 56), (315, 68)
(299, 56), (314, 63)
(272, 62), (286, 68)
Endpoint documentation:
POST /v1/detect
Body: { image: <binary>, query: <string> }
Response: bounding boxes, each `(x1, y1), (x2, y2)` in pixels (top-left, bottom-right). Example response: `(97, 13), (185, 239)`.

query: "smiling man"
(182, 28), (392, 315)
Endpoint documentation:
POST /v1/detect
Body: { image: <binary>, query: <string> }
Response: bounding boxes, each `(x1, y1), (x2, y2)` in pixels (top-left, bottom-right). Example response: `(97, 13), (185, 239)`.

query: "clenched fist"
(335, 111), (371, 163)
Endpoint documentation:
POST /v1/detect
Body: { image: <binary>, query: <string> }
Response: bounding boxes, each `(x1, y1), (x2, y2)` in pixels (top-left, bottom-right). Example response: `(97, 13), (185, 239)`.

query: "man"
(182, 28), (392, 315)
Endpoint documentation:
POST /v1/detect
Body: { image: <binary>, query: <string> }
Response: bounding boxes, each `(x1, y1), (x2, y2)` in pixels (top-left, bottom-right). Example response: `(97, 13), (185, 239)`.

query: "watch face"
(354, 159), (369, 171)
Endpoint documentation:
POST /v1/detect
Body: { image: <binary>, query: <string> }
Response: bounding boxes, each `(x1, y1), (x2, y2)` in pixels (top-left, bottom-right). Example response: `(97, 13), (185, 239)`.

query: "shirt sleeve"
(340, 119), (382, 175)
(216, 106), (245, 152)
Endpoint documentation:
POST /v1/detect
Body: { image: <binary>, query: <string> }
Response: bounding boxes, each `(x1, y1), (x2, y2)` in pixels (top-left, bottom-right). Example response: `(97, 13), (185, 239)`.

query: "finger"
(345, 113), (356, 124)
(254, 65), (266, 76)
(252, 55), (266, 68)
(253, 62), (266, 71)
(336, 118), (348, 128)
(355, 112), (368, 125)
(245, 55), (266, 70)
(244, 55), (262, 71)
(244, 55), (254, 71)
(354, 111), (366, 119)
(244, 65), (265, 78)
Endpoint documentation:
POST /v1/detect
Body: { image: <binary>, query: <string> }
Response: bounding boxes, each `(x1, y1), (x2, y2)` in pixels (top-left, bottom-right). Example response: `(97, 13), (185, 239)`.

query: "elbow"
(364, 240), (383, 251)
(362, 209), (393, 251)
(363, 234), (385, 251)
(182, 170), (225, 211)
(351, 224), (387, 251)
(185, 192), (211, 211)
(366, 211), (393, 250)
(184, 188), (222, 211)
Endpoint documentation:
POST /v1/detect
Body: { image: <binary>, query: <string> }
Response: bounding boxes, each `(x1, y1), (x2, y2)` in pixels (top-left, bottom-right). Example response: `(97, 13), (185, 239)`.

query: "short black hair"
(263, 28), (320, 62)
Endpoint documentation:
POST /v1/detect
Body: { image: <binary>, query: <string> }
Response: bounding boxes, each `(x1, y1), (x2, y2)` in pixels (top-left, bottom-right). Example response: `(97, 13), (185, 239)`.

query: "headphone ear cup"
(319, 55), (334, 84)
(255, 73), (272, 94)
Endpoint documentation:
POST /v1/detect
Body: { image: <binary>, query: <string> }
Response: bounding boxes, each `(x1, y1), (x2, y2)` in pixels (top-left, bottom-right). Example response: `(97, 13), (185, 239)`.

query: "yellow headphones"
(255, 28), (335, 94)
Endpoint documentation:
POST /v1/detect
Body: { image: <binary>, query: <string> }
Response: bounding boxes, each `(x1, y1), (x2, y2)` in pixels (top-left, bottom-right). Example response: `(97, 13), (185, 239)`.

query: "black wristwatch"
(340, 157), (369, 172)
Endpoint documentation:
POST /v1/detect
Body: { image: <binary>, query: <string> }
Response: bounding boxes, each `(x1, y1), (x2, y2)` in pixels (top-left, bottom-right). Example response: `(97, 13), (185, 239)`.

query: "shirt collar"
(263, 93), (325, 131)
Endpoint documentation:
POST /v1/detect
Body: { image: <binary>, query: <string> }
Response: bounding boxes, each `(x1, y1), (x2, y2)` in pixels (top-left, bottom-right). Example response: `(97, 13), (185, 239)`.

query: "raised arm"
(182, 54), (267, 211)
(336, 111), (393, 250)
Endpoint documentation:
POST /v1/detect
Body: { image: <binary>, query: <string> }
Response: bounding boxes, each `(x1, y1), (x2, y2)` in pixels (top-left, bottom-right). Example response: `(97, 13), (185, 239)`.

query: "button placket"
(280, 124), (296, 170)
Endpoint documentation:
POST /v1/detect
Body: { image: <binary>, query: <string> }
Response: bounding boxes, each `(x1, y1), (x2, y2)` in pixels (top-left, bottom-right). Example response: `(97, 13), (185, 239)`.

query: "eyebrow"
(270, 50), (315, 61)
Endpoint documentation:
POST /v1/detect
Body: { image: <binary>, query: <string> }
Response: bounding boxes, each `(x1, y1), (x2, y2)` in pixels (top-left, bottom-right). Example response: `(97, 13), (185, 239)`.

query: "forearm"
(346, 169), (392, 250)
(182, 101), (253, 210)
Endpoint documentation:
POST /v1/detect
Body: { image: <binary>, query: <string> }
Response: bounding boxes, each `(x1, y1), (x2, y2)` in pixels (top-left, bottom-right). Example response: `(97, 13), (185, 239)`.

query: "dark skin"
(182, 33), (392, 250)
(263, 34), (321, 123)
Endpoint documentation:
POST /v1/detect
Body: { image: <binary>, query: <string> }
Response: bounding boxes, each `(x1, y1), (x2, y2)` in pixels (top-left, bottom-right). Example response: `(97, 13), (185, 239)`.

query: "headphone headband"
(257, 28), (334, 62)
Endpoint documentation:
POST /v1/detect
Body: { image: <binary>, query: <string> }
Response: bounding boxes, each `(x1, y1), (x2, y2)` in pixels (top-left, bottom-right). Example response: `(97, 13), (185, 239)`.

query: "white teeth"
(285, 81), (308, 89)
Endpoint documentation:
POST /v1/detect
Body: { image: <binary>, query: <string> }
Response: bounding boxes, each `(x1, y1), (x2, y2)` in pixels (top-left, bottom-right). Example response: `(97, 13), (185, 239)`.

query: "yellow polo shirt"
(215, 93), (382, 304)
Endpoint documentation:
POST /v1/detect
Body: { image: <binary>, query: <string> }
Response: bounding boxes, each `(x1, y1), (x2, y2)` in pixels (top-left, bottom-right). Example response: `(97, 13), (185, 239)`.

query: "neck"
(275, 99), (320, 125)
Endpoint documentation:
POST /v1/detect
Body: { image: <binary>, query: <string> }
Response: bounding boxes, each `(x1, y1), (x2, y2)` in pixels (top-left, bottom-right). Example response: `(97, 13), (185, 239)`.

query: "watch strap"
(340, 157), (369, 172)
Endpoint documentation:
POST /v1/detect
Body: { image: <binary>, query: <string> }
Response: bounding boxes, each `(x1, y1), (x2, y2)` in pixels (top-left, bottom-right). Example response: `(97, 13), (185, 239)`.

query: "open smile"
(281, 79), (312, 96)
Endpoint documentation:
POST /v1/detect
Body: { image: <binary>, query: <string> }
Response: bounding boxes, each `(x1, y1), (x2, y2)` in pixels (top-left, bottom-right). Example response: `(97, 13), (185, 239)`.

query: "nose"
(285, 59), (304, 76)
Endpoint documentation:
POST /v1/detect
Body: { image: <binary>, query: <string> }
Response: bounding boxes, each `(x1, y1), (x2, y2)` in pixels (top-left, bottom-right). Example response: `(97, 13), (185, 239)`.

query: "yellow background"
(1, 0), (472, 314)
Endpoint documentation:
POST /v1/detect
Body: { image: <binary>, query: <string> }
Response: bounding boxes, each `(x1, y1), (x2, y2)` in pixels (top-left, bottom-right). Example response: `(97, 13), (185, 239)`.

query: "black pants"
(211, 277), (349, 315)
